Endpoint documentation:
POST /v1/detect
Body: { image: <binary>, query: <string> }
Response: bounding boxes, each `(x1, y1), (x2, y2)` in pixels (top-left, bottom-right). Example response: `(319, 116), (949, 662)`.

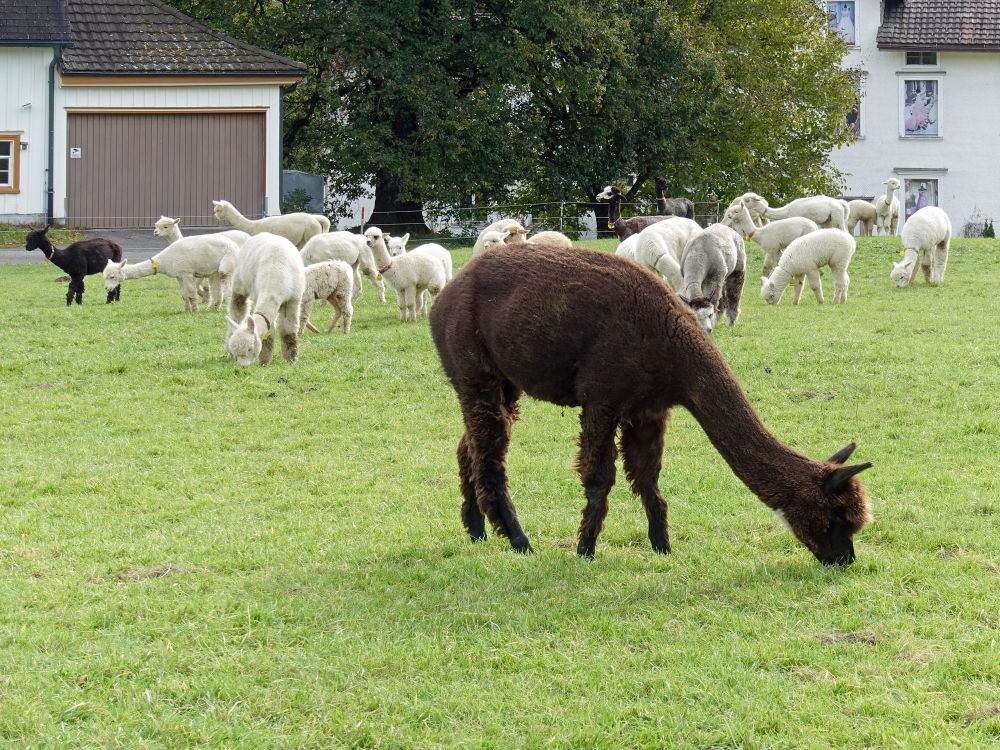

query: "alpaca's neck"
(368, 237), (393, 272)
(608, 196), (622, 224)
(681, 346), (814, 510)
(161, 226), (183, 243)
(767, 267), (794, 296)
(682, 282), (704, 301)
(884, 183), (895, 203)
(766, 205), (789, 220)
(655, 183), (667, 213)
(222, 204), (255, 232)
(125, 260), (157, 280)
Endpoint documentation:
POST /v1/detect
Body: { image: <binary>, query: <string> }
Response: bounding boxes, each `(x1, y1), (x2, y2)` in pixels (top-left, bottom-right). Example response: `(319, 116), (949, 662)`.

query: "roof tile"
(877, 0), (1000, 50)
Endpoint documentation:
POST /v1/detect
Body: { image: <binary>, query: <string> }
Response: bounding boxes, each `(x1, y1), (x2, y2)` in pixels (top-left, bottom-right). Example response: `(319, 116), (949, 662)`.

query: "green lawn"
(2, 236), (998, 748)
(1, 224), (86, 249)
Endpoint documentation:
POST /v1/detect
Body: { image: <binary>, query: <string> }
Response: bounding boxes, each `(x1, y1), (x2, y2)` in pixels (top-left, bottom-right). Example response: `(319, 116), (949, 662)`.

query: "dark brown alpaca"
(597, 185), (672, 241)
(654, 176), (695, 220)
(429, 244), (873, 565)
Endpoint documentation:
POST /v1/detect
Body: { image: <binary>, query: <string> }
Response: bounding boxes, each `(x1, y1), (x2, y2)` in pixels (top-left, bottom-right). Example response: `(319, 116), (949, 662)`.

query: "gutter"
(47, 44), (66, 225)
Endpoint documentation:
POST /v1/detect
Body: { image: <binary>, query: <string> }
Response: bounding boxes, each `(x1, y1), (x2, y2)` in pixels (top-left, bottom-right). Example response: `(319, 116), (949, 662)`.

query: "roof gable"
(877, 0), (1000, 50)
(0, 0), (71, 43)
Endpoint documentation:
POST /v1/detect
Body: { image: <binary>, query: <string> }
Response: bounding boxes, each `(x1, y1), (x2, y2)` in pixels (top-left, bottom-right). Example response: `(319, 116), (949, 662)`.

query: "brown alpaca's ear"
(43, 226), (51, 234)
(827, 442), (857, 464)
(824, 462), (873, 494)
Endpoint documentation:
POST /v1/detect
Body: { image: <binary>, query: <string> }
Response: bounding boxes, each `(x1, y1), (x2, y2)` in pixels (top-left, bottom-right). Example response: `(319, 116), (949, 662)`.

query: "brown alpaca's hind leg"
(459, 381), (531, 553)
(575, 405), (619, 559)
(621, 409), (671, 554)
(458, 433), (486, 542)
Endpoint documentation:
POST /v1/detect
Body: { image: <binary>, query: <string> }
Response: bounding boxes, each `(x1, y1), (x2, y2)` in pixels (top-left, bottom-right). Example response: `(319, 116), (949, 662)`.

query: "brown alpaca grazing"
(429, 244), (873, 565)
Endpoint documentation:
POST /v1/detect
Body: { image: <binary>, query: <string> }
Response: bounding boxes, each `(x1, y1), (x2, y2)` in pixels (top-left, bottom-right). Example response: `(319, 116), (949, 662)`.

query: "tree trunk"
(368, 170), (430, 235)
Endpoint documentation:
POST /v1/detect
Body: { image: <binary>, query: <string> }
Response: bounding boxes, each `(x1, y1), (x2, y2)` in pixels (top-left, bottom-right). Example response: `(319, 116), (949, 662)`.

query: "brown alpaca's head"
(775, 443), (873, 565)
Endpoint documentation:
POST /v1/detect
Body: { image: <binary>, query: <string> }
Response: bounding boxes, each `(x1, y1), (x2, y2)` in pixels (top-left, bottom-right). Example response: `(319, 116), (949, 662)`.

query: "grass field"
(0, 224), (85, 249)
(2, 235), (999, 748)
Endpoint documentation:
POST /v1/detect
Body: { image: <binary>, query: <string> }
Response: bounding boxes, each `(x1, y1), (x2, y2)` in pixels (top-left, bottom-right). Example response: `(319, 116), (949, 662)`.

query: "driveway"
(1, 226), (224, 265)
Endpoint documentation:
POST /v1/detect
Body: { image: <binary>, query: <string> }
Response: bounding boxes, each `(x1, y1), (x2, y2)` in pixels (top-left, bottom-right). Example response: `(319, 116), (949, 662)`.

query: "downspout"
(46, 44), (65, 225)
(277, 86), (285, 218)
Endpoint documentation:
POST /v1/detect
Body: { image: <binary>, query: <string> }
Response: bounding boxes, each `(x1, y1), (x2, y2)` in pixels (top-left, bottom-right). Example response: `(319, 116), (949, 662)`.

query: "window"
(900, 78), (941, 137)
(827, 1), (857, 46)
(0, 134), (21, 194)
(846, 77), (865, 137)
(903, 178), (939, 220)
(906, 51), (938, 66)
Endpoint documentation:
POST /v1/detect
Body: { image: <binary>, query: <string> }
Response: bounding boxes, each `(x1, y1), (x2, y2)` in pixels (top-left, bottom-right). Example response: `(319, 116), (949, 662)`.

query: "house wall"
(52, 78), (285, 224)
(0, 47), (55, 223)
(830, 0), (1000, 235)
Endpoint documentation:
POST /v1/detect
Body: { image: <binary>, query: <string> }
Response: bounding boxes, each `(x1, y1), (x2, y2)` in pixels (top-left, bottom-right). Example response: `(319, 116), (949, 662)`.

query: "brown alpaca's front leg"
(74, 277), (85, 305)
(621, 409), (671, 554)
(575, 406), (619, 559)
(66, 278), (77, 306)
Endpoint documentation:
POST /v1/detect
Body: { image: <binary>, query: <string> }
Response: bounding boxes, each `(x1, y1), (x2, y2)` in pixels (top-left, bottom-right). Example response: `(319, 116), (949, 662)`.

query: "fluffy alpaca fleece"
(890, 206), (952, 288)
(679, 223), (746, 332)
(874, 177), (901, 236)
(633, 216), (703, 290)
(526, 230), (573, 247)
(475, 230), (510, 253)
(765, 195), (849, 232)
(846, 200), (877, 237)
(614, 233), (641, 261)
(386, 234), (454, 279)
(761, 228), (856, 305)
(154, 216), (250, 304)
(103, 235), (240, 311)
(729, 192), (769, 226)
(24, 227), (124, 305)
(225, 233), (306, 366)
(300, 260), (354, 334)
(299, 230), (386, 304)
(472, 219), (528, 255)
(212, 199), (323, 249)
(365, 226), (447, 322)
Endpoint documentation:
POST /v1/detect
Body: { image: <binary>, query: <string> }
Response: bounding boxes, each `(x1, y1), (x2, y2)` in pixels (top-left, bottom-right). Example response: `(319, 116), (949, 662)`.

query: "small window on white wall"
(901, 78), (941, 137)
(827, 1), (857, 46)
(902, 178), (939, 219)
(906, 51), (938, 66)
(846, 78), (865, 137)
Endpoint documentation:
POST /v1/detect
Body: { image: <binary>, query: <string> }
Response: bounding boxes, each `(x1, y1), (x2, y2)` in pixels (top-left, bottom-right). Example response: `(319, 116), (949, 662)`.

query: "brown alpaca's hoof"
(510, 536), (533, 554)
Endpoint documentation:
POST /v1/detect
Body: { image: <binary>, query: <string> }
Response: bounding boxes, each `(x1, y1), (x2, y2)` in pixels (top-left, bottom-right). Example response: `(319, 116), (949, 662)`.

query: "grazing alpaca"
(654, 177), (696, 219)
(154, 216), (250, 304)
(846, 200), (877, 236)
(364, 226), (447, 322)
(760, 229), (856, 305)
(633, 216), (703, 290)
(890, 206), (951, 288)
(597, 185), (672, 240)
(24, 227), (123, 305)
(679, 223), (746, 332)
(874, 177), (901, 236)
(103, 235), (241, 312)
(472, 219), (528, 255)
(299, 230), (387, 303)
(299, 259), (354, 334)
(430, 244), (872, 564)
(526, 230), (573, 247)
(225, 233), (305, 366)
(212, 199), (323, 249)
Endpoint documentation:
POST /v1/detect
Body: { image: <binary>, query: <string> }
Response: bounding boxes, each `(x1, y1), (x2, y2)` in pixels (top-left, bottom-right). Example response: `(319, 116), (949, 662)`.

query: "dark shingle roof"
(61, 0), (306, 76)
(877, 0), (1000, 50)
(0, 0), (71, 43)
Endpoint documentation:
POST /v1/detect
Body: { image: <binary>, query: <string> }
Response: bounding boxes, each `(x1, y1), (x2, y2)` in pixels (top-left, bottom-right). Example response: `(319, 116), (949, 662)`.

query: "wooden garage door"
(66, 111), (265, 228)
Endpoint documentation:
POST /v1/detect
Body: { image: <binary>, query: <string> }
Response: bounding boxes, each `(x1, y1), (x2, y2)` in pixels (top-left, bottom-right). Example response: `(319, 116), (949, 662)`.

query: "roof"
(0, 0), (71, 43)
(877, 0), (1000, 50)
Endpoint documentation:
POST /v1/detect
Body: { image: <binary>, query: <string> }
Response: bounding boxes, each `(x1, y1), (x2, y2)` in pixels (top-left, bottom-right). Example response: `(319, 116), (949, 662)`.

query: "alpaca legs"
(67, 277), (84, 305)
(653, 253), (683, 291)
(575, 405), (619, 559)
(207, 275), (223, 310)
(351, 265), (363, 301)
(364, 268), (387, 304)
(832, 269), (850, 304)
(105, 282), (120, 303)
(792, 275), (805, 305)
(278, 300), (300, 363)
(920, 249), (932, 283)
(722, 269), (744, 326)
(402, 287), (418, 322)
(806, 269), (824, 304)
(931, 242), (949, 284)
(620, 409), (671, 554)
(298, 298), (315, 335)
(178, 276), (199, 312)
(327, 294), (352, 334)
(457, 432), (487, 542)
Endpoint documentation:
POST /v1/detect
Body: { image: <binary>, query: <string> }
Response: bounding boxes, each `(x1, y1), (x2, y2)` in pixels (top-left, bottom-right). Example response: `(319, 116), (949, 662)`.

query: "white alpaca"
(633, 217), (704, 289)
(153, 216), (250, 304)
(765, 195), (849, 232)
(299, 231), (386, 304)
(679, 223), (747, 332)
(526, 230), (573, 247)
(386, 233), (453, 279)
(760, 229), (856, 305)
(212, 199), (323, 249)
(472, 219), (528, 255)
(614, 233), (641, 261)
(299, 260), (355, 334)
(846, 200), (877, 236)
(874, 177), (901, 236)
(890, 206), (951, 288)
(729, 192), (769, 226)
(311, 214), (331, 233)
(364, 226), (447, 322)
(102, 235), (240, 312)
(476, 229), (510, 253)
(225, 233), (305, 367)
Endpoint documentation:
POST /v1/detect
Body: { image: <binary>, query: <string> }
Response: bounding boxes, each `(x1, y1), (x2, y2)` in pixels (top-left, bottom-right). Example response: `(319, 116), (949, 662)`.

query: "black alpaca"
(429, 244), (872, 565)
(25, 227), (124, 305)
(654, 177), (696, 220)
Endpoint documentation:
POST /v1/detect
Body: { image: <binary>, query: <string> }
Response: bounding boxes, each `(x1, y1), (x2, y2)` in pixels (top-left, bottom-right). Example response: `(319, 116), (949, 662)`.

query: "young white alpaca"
(846, 200), (877, 236)
(679, 223), (746, 332)
(526, 230), (573, 247)
(212, 199), (323, 249)
(476, 229), (510, 253)
(729, 192), (769, 226)
(765, 195), (849, 232)
(225, 233), (306, 367)
(890, 206), (952, 288)
(364, 226), (447, 322)
(387, 233), (454, 311)
(760, 229), (856, 305)
(154, 216), (250, 304)
(472, 219), (528, 255)
(102, 235), (240, 311)
(633, 217), (704, 290)
(874, 177), (901, 236)
(614, 233), (641, 261)
(299, 230), (386, 304)
(299, 260), (354, 334)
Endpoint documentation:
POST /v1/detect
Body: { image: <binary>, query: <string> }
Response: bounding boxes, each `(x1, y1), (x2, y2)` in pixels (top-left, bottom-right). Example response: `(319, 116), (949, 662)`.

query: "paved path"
(1, 226), (224, 265)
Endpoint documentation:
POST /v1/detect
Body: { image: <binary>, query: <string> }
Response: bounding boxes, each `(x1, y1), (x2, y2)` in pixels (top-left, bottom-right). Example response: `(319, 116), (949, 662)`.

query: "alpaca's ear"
(246, 316), (256, 334)
(824, 462), (873, 494)
(400, 233), (410, 245)
(43, 226), (51, 234)
(501, 231), (510, 240)
(171, 218), (181, 227)
(827, 442), (857, 465)
(226, 316), (239, 333)
(761, 276), (769, 286)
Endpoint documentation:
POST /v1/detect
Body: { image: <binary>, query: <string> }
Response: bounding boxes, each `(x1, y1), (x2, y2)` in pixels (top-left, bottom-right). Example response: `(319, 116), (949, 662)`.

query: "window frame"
(826, 1), (859, 47)
(906, 51), (938, 67)
(899, 76), (943, 139)
(0, 133), (21, 195)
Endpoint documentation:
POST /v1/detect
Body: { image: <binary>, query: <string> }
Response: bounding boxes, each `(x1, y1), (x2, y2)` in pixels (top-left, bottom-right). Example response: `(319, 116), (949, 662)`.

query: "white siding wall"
(0, 47), (55, 222)
(830, 0), (1000, 234)
(53, 78), (285, 222)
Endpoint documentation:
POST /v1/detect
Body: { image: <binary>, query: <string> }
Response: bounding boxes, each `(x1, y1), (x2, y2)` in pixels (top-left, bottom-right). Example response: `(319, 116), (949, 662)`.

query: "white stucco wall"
(0, 47), (55, 222)
(829, 0), (1000, 235)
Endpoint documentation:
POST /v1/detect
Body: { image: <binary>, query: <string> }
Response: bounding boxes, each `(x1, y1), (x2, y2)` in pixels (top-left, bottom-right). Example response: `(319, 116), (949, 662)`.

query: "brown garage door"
(66, 111), (265, 228)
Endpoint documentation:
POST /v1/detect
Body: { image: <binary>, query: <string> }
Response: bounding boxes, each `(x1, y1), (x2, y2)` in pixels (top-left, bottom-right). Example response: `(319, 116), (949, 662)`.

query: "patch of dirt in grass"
(901, 649), (937, 665)
(935, 544), (964, 560)
(963, 706), (1000, 726)
(554, 538), (577, 549)
(54, 275), (70, 282)
(793, 390), (836, 402)
(789, 665), (833, 682)
(819, 629), (879, 646)
(114, 563), (209, 582)
(32, 383), (65, 390)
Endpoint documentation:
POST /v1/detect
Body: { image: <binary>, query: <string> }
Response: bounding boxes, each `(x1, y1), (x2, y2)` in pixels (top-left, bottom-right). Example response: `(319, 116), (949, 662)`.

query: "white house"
(827, 0), (1000, 235)
(0, 0), (305, 228)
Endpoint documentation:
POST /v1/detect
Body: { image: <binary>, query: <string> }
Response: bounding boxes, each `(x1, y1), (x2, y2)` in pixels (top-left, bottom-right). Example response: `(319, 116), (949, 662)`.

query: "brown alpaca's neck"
(680, 342), (814, 509)
(655, 182), (667, 213)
